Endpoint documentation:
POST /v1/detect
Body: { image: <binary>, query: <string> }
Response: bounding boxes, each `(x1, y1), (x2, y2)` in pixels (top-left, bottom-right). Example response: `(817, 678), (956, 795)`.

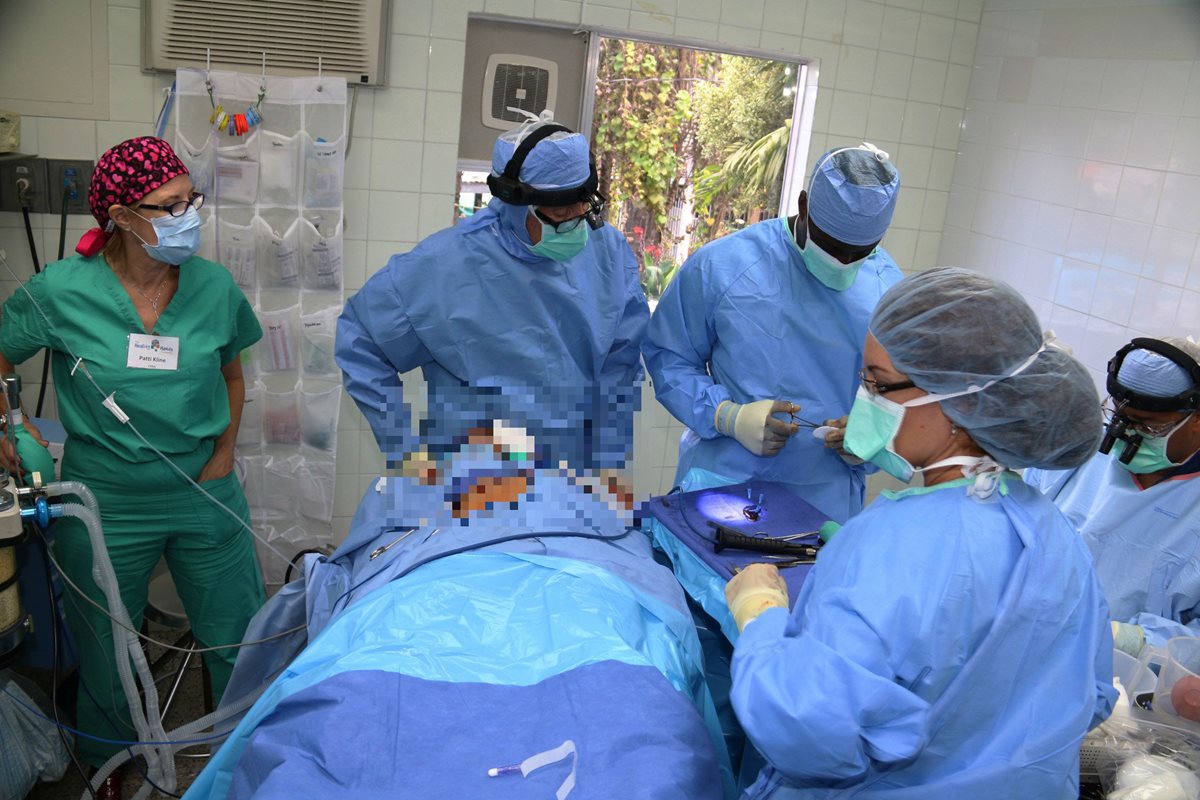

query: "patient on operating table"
(183, 423), (730, 800)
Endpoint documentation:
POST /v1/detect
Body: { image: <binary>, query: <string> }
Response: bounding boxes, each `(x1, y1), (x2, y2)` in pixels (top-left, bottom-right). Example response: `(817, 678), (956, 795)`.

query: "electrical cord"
(0, 686), (231, 751)
(17, 204), (52, 417)
(53, 593), (188, 799)
(283, 547), (326, 584)
(38, 536), (305, 653)
(37, 524), (99, 800)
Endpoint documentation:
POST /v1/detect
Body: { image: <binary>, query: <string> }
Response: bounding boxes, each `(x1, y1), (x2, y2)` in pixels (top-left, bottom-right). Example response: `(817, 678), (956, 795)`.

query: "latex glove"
(725, 563), (789, 632)
(714, 399), (800, 456)
(0, 417), (48, 477)
(1113, 620), (1146, 657)
(819, 415), (865, 465)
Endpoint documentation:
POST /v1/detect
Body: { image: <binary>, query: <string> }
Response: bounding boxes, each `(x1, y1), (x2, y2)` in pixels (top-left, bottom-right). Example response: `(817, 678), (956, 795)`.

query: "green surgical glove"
(1112, 620), (1146, 657)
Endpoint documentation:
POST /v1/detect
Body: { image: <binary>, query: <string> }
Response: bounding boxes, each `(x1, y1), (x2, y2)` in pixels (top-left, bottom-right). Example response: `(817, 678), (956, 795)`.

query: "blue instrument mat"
(643, 479), (828, 602)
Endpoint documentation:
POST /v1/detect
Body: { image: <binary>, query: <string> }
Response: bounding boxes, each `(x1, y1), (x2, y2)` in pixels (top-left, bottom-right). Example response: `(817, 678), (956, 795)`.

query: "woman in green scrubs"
(0, 137), (265, 798)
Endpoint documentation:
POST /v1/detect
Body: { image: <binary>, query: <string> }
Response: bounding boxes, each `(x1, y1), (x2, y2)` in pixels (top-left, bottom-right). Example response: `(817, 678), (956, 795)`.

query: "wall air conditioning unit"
(481, 54), (557, 130)
(142, 0), (391, 87)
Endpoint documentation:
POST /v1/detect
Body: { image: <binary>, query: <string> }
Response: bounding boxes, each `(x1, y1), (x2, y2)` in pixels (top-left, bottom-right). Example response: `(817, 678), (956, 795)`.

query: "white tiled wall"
(0, 0), (981, 542)
(938, 0), (1200, 389)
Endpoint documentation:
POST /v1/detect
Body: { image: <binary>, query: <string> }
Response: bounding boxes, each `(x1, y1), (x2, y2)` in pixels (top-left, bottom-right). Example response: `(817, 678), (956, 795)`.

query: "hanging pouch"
(299, 381), (340, 451)
(240, 453), (267, 511)
(300, 216), (343, 290)
(302, 134), (345, 209)
(258, 305), (299, 373)
(258, 130), (302, 207)
(218, 218), (257, 289)
(255, 216), (302, 289)
(176, 131), (214, 197)
(297, 453), (337, 523)
(237, 381), (264, 446)
(262, 453), (302, 513)
(215, 133), (261, 206)
(197, 212), (217, 263)
(300, 305), (340, 378)
(264, 382), (301, 445)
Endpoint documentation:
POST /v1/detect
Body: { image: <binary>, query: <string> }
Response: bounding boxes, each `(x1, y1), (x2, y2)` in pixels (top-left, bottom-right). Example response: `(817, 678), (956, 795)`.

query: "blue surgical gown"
(1026, 453), (1200, 647)
(337, 204), (649, 470)
(731, 476), (1115, 799)
(642, 218), (901, 522)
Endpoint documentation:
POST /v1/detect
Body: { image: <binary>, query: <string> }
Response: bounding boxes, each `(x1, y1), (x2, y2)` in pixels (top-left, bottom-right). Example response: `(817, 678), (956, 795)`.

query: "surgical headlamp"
(486, 123), (607, 230)
(1099, 338), (1200, 463)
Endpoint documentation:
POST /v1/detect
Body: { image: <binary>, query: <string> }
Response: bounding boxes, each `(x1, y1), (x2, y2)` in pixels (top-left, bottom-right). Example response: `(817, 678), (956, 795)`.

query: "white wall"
(0, 0), (981, 542)
(938, 0), (1200, 389)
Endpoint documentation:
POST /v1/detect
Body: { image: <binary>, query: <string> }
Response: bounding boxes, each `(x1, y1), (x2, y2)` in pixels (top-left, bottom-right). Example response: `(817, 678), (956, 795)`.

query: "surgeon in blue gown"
(643, 143), (903, 523)
(1027, 337), (1200, 656)
(337, 114), (648, 473)
(725, 268), (1116, 799)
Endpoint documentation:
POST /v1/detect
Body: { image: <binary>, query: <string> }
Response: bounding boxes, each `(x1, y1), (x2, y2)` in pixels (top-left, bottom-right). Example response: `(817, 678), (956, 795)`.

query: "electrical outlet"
(46, 159), (94, 215)
(0, 154), (48, 213)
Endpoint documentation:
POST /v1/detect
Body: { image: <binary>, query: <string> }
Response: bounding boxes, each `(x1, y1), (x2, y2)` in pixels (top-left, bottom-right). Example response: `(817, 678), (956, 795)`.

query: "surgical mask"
(844, 387), (930, 482)
(843, 339), (1051, 486)
(844, 387), (1003, 488)
(793, 219), (872, 291)
(526, 210), (589, 262)
(1112, 413), (1196, 473)
(131, 207), (202, 264)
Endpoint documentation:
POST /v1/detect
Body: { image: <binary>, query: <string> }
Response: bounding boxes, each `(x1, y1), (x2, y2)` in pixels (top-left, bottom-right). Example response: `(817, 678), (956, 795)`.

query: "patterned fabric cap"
(77, 137), (189, 257)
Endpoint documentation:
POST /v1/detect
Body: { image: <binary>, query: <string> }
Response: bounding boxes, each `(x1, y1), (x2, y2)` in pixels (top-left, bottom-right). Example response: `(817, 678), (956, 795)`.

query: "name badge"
(127, 333), (180, 371)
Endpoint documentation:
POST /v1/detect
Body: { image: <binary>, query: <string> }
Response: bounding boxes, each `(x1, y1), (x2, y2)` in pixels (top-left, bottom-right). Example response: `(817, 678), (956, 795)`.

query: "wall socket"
(0, 154), (49, 213)
(46, 159), (94, 215)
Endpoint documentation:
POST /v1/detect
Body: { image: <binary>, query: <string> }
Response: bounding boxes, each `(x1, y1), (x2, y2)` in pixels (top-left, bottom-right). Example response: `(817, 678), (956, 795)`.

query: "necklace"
(118, 266), (171, 329)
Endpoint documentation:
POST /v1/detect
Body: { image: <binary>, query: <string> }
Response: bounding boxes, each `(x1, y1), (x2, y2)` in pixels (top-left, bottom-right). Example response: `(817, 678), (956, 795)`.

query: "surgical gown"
(1026, 453), (1200, 647)
(337, 204), (648, 470)
(730, 476), (1115, 799)
(642, 218), (901, 522)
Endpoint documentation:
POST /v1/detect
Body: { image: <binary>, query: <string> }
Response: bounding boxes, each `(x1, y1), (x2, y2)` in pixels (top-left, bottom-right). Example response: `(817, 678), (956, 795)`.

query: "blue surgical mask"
(526, 210), (589, 262)
(791, 218), (872, 291)
(1112, 413), (1196, 474)
(131, 206), (202, 265)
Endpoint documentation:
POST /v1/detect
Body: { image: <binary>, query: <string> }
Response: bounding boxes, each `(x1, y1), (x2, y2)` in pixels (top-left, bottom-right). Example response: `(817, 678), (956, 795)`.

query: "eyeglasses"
(136, 192), (205, 217)
(533, 207), (587, 233)
(1102, 399), (1191, 438)
(859, 368), (916, 396)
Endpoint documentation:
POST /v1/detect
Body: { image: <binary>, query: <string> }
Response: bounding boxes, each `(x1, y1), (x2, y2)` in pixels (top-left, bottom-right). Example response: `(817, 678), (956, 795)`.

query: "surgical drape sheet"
(185, 467), (731, 799)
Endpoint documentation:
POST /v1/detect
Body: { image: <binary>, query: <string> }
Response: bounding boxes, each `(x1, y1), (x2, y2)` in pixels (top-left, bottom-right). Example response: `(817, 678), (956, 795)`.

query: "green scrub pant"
(53, 438), (266, 767)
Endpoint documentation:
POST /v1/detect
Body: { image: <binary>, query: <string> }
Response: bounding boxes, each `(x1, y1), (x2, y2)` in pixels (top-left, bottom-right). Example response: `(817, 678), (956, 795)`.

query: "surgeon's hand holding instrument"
(714, 398), (802, 456)
(725, 563), (789, 632)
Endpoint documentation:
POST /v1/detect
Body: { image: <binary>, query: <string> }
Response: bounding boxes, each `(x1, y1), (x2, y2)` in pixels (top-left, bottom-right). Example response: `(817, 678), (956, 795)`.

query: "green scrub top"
(0, 253), (262, 463)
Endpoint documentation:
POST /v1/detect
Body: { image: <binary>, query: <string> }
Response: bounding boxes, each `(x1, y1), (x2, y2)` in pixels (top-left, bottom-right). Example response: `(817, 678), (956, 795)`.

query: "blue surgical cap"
(491, 120), (591, 192)
(808, 144), (901, 247)
(871, 267), (1101, 470)
(1117, 346), (1199, 400)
